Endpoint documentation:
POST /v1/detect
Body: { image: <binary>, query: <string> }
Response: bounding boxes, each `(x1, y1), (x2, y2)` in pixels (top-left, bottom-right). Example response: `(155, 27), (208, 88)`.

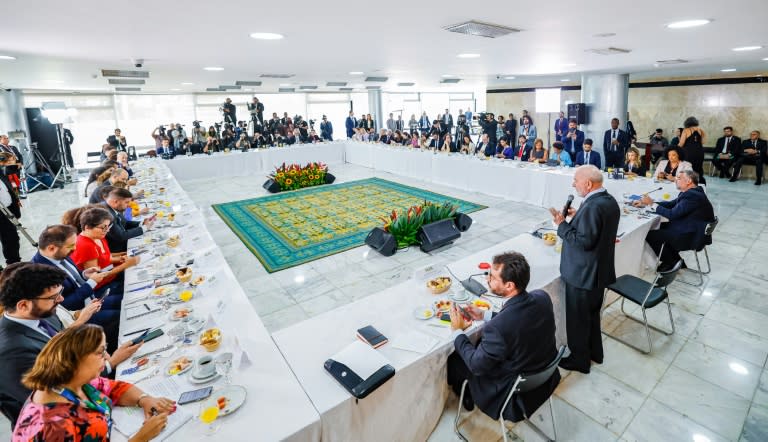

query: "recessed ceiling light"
(666, 19), (711, 29)
(170, 88), (181, 91)
(457, 53), (480, 59)
(181, 82), (194, 85)
(249, 32), (284, 40)
(441, 74), (458, 78)
(349, 71), (364, 75)
(763, 57), (768, 61)
(504, 76), (516, 80)
(0, 55), (16, 60)
(720, 68), (737, 72)
(203, 66), (224, 71)
(560, 79), (571, 82)
(732, 46), (762, 52)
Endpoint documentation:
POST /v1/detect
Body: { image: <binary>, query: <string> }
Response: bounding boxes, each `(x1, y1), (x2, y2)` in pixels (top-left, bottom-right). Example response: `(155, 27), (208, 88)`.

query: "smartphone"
(178, 386), (213, 405)
(99, 264), (114, 273)
(131, 328), (164, 345)
(356, 325), (388, 349)
(456, 304), (472, 321)
(96, 288), (111, 302)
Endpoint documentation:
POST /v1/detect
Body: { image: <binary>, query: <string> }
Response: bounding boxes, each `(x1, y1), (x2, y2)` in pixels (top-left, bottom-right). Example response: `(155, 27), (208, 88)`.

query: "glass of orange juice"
(179, 289), (194, 302)
(199, 404), (220, 435)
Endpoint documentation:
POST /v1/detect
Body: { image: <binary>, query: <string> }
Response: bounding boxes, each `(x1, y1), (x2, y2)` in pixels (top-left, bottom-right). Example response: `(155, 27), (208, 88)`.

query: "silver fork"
(133, 366), (161, 384)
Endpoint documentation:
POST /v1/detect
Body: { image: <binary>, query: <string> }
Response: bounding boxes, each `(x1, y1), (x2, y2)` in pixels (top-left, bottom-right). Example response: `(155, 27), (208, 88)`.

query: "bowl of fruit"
(427, 276), (452, 294)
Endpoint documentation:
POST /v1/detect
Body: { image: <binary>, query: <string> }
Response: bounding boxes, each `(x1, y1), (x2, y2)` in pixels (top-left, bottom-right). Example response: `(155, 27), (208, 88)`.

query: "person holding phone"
(70, 208), (140, 294)
(13, 324), (172, 442)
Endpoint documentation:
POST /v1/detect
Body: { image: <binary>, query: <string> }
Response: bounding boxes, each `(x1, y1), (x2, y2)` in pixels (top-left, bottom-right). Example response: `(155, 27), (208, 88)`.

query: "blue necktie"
(38, 320), (58, 338)
(62, 259), (86, 287)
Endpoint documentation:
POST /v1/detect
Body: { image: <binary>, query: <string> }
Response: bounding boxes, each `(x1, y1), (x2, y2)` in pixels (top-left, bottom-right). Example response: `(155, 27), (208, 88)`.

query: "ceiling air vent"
(206, 87), (224, 92)
(278, 87), (296, 92)
(219, 85), (241, 90)
(299, 85), (318, 90)
(108, 79), (145, 85)
(444, 20), (521, 39)
(101, 69), (149, 78)
(235, 81), (262, 86)
(440, 78), (461, 84)
(365, 76), (388, 82)
(366, 86), (381, 90)
(339, 87), (353, 91)
(261, 73), (295, 79)
(585, 47), (632, 55)
(327, 82), (347, 87)
(397, 82), (415, 86)
(655, 59), (689, 65)
(115, 87), (141, 92)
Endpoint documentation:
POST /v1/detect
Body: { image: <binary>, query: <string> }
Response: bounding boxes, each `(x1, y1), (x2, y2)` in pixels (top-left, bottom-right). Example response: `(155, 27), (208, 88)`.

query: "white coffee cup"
(195, 355), (216, 378)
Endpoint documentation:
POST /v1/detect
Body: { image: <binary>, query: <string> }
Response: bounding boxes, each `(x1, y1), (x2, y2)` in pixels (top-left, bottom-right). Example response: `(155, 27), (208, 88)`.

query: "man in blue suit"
(575, 139), (602, 169)
(447, 252), (560, 422)
(603, 118), (630, 169)
(562, 119), (584, 160)
(345, 111), (357, 139)
(635, 170), (715, 271)
(554, 111), (568, 142)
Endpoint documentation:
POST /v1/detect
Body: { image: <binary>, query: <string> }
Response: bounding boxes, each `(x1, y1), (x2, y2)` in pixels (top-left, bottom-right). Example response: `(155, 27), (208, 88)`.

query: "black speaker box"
(25, 108), (63, 173)
(454, 213), (473, 232)
(263, 178), (281, 193)
(567, 103), (587, 125)
(325, 173), (336, 184)
(418, 219), (461, 253)
(365, 227), (397, 256)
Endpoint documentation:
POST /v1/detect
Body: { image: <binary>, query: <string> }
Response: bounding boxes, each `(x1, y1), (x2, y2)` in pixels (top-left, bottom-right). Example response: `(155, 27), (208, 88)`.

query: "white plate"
(169, 307), (194, 321)
(165, 356), (193, 376)
(201, 385), (247, 417)
(449, 292), (470, 302)
(412, 306), (434, 320)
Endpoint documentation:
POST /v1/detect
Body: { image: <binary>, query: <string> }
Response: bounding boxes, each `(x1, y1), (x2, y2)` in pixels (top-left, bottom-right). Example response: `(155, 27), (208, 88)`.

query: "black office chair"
(86, 151), (101, 163)
(678, 217), (718, 287)
(454, 346), (566, 442)
(602, 260), (683, 354)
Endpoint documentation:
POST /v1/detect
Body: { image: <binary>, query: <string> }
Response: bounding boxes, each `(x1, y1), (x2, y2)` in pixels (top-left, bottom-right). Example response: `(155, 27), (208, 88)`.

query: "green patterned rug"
(212, 177), (486, 273)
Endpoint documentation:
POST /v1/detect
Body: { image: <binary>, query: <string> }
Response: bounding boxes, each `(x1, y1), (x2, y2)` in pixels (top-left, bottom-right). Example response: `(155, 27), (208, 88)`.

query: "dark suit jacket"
(603, 129), (630, 154)
(512, 144), (532, 161)
(554, 118), (568, 140)
(504, 120), (518, 138)
(454, 290), (559, 422)
(106, 135), (127, 151)
(103, 203), (142, 253)
(481, 141), (497, 157)
(575, 150), (602, 169)
(654, 186), (715, 247)
(737, 138), (767, 158)
(0, 174), (21, 218)
(345, 117), (356, 137)
(0, 315), (62, 424)
(31, 252), (94, 310)
(714, 136), (741, 158)
(558, 190), (620, 290)
(563, 130), (585, 155)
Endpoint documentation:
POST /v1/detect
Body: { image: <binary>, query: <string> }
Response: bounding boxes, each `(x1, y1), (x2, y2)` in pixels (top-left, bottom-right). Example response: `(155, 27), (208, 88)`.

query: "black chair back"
(703, 217), (719, 245)
(517, 346), (567, 393)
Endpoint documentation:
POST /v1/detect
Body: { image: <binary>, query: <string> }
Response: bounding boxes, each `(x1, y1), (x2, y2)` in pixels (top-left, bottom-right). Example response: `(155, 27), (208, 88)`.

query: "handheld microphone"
(562, 194), (574, 218)
(643, 187), (664, 196)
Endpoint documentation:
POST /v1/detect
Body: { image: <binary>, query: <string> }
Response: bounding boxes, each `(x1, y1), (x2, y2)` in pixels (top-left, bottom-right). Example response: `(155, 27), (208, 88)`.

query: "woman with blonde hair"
(623, 146), (647, 176)
(13, 324), (173, 441)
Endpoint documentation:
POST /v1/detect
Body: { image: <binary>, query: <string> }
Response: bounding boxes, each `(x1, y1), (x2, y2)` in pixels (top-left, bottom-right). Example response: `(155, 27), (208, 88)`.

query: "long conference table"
(112, 143), (677, 441)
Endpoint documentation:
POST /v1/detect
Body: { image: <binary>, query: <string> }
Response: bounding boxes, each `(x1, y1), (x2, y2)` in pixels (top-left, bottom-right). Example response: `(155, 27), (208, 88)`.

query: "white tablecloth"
(114, 162), (321, 442)
(272, 213), (659, 441)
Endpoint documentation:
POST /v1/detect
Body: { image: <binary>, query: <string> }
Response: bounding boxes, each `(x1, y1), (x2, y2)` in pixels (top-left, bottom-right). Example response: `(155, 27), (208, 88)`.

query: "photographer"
(222, 98), (237, 124)
(151, 126), (166, 150)
(0, 149), (22, 265)
(454, 116), (470, 142)
(269, 112), (280, 133)
(252, 131), (267, 148)
(170, 123), (186, 152)
(235, 133), (252, 150)
(320, 115), (333, 141)
(298, 118), (309, 140)
(308, 130), (321, 143)
(220, 127), (236, 149)
(106, 129), (127, 152)
(191, 121), (206, 144)
(478, 113), (499, 145)
(203, 136), (220, 154)
(248, 97), (264, 125)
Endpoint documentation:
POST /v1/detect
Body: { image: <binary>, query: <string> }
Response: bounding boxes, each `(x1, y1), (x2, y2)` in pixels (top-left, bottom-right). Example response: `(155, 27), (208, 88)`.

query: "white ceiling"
(1, 0), (766, 93)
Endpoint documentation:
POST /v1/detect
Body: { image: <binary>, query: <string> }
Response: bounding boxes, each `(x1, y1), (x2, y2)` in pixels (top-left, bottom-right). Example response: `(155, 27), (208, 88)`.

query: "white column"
(580, 74), (629, 160)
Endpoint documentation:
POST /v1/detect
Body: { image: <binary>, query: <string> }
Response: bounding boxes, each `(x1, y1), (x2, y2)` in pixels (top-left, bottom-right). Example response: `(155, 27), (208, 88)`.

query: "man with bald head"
(549, 165), (620, 373)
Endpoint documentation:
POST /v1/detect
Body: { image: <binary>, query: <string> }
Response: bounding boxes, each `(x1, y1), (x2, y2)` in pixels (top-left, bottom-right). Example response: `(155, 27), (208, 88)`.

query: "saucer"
(189, 371), (221, 384)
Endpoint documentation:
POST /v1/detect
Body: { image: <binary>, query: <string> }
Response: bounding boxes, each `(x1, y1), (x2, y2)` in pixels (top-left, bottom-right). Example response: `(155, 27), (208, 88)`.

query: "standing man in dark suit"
(345, 111), (357, 139)
(443, 109), (454, 136)
(712, 126), (740, 179)
(0, 153), (22, 265)
(575, 139), (602, 169)
(730, 130), (766, 185)
(63, 128), (74, 167)
(554, 111), (568, 142)
(504, 113), (518, 145)
(603, 118), (630, 169)
(319, 115), (333, 141)
(447, 252), (560, 421)
(549, 165), (620, 373)
(106, 128), (128, 152)
(634, 170), (715, 270)
(562, 119), (585, 161)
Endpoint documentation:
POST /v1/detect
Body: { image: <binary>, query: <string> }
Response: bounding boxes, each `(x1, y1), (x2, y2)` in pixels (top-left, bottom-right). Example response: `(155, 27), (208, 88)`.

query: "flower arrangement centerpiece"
(380, 201), (458, 249)
(268, 162), (329, 192)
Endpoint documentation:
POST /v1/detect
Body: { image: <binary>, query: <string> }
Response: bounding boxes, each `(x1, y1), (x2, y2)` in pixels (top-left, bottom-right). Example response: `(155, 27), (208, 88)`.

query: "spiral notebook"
(112, 406), (191, 440)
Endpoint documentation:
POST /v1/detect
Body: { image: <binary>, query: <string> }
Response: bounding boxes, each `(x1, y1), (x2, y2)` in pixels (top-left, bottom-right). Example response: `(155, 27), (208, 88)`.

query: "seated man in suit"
(0, 263), (141, 425)
(634, 170), (715, 270)
(89, 167), (130, 204)
(512, 135), (532, 161)
(730, 130), (766, 185)
(575, 139), (602, 168)
(447, 252), (560, 422)
(712, 126), (740, 179)
(103, 187), (153, 253)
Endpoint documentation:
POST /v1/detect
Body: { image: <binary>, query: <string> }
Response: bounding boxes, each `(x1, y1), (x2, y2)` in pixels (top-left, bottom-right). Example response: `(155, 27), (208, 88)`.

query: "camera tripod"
(0, 204), (38, 247)
(25, 142), (64, 192)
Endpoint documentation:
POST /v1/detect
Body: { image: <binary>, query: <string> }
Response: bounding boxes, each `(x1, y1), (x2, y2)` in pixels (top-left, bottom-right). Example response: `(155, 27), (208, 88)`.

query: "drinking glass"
(215, 353), (233, 385)
(199, 404), (220, 435)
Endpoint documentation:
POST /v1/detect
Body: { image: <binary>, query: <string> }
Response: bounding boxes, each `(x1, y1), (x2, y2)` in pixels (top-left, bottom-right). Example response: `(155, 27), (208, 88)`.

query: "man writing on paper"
(446, 252), (559, 422)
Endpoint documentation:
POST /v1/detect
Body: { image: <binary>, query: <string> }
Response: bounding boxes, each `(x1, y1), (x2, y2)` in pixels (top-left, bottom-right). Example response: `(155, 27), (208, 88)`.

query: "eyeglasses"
(96, 223), (113, 231)
(35, 287), (64, 301)
(93, 346), (108, 359)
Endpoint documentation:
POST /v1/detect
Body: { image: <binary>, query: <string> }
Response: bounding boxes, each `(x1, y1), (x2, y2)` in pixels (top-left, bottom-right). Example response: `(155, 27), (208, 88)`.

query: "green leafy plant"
(381, 201), (458, 248)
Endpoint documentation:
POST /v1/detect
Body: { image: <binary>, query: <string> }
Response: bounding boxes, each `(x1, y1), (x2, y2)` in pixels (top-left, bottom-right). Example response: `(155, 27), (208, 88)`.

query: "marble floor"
(1, 164), (767, 441)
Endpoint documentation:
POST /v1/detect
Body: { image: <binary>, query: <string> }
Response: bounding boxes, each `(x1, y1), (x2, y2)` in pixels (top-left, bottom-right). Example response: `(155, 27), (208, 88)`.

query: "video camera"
(193, 120), (202, 129)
